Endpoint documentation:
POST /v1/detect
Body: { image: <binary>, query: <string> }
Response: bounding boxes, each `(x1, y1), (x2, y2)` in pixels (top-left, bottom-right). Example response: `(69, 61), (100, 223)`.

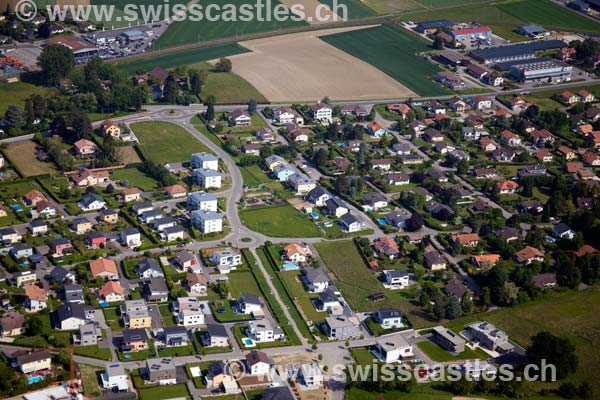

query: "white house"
(173, 297), (205, 327)
(238, 293), (262, 315)
(160, 226), (185, 242)
(193, 168), (222, 189)
(247, 320), (284, 344)
(287, 173), (316, 196)
(383, 269), (410, 290)
(101, 363), (128, 392)
(121, 228), (142, 248)
(210, 248), (242, 272)
(246, 350), (272, 376)
(303, 268), (329, 293)
(191, 210), (223, 234)
(310, 103), (333, 124)
(228, 109), (251, 126)
(77, 193), (106, 211)
(187, 191), (218, 211)
(191, 152), (219, 171)
(340, 213), (362, 233)
(373, 334), (413, 363)
(273, 107), (304, 125)
(374, 308), (404, 330)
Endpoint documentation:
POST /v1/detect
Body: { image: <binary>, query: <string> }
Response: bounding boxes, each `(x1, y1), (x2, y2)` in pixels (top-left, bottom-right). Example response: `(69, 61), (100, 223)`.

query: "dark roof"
(241, 292), (260, 305)
(444, 278), (469, 299)
(54, 302), (86, 323)
(29, 220), (47, 228)
(206, 323), (228, 338)
(164, 326), (187, 336)
(246, 350), (271, 367)
(377, 308), (402, 319)
(15, 349), (51, 365)
(49, 266), (71, 282)
(263, 387), (295, 400)
(362, 192), (387, 205)
(123, 328), (149, 342)
(416, 20), (453, 29)
(532, 273), (557, 289)
(471, 40), (565, 61)
(208, 362), (226, 377)
(340, 213), (359, 225)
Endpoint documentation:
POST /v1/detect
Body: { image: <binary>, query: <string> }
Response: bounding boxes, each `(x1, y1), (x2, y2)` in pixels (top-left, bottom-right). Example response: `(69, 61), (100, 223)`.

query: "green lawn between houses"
(320, 24), (450, 97)
(239, 205), (322, 238)
(112, 167), (162, 191)
(416, 339), (489, 362)
(131, 121), (212, 164)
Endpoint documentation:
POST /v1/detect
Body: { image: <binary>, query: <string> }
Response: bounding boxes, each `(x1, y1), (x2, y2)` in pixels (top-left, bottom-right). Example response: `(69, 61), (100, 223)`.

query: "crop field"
(318, 0), (375, 19)
(116, 44), (250, 73)
(154, 0), (307, 49)
(321, 24), (449, 97)
(131, 121), (212, 164)
(3, 141), (57, 177)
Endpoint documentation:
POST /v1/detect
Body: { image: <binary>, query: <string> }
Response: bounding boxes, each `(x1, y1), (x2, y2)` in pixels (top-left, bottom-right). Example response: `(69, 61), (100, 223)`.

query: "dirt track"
(223, 26), (415, 102)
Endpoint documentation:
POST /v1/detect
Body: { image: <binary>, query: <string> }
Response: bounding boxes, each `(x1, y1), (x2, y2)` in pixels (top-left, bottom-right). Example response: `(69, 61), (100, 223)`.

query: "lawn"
(445, 289), (600, 390)
(319, 0), (375, 18)
(154, 0), (307, 49)
(86, 0), (187, 27)
(239, 205), (322, 237)
(278, 269), (328, 322)
(0, 82), (57, 117)
(3, 141), (57, 177)
(112, 167), (161, 191)
(74, 345), (113, 361)
(79, 364), (102, 397)
(239, 164), (272, 187)
(360, 0), (424, 14)
(138, 384), (190, 400)
(227, 271), (262, 298)
(131, 121), (212, 164)
(320, 24), (449, 97)
(416, 339), (489, 362)
(158, 304), (177, 327)
(190, 62), (268, 103)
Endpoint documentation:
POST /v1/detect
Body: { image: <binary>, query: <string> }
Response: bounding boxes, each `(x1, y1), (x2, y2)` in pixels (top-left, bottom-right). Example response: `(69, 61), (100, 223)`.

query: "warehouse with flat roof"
(510, 59), (573, 83)
(471, 40), (566, 64)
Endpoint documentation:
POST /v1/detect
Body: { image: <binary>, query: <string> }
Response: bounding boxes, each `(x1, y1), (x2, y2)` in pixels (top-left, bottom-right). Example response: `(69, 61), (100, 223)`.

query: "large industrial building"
(45, 36), (98, 62)
(470, 40), (566, 64)
(509, 59), (573, 83)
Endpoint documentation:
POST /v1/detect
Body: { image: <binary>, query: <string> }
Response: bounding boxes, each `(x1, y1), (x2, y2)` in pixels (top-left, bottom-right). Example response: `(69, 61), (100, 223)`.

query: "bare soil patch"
(4, 141), (57, 177)
(120, 145), (143, 164)
(225, 26), (415, 102)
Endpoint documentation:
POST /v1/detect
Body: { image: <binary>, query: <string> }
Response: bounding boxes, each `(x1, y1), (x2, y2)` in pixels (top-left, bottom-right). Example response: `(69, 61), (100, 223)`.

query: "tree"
(206, 103), (215, 122)
(3, 105), (25, 131)
(481, 286), (491, 306)
(214, 58), (232, 72)
(432, 36), (444, 50)
(70, 111), (93, 140)
(527, 331), (578, 380)
(188, 69), (204, 98)
(334, 176), (349, 195)
(38, 44), (74, 85)
(37, 23), (51, 39)
(405, 213), (424, 232)
(314, 148), (328, 167)
(445, 296), (463, 319)
(247, 98), (257, 115)
(496, 281), (518, 306)
(162, 73), (178, 103)
(461, 292), (474, 314)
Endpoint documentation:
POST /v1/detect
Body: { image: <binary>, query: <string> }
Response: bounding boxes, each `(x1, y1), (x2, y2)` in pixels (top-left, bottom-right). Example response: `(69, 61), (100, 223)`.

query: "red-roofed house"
(515, 246), (544, 264)
(90, 258), (119, 280)
(497, 180), (519, 194)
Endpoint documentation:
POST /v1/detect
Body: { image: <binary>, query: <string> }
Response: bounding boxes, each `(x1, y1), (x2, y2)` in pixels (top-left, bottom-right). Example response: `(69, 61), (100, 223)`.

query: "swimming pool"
(11, 204), (23, 212)
(281, 262), (299, 271)
(28, 376), (43, 384)
(310, 212), (319, 219)
(242, 338), (256, 347)
(377, 218), (387, 225)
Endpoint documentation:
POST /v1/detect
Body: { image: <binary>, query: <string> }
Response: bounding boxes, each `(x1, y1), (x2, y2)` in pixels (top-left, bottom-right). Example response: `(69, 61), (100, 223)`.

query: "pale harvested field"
(120, 145), (143, 164)
(4, 141), (57, 177)
(225, 26), (415, 102)
(279, 0), (340, 24)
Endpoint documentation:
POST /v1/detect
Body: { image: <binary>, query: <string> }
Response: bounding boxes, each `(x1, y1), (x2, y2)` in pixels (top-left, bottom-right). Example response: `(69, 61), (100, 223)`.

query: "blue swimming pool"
(310, 212), (319, 219)
(28, 376), (43, 384)
(11, 204), (23, 212)
(281, 263), (299, 271)
(99, 301), (109, 308)
(377, 218), (387, 225)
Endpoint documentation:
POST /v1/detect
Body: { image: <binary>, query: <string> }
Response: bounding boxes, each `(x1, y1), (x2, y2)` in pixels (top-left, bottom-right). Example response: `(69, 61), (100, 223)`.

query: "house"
(307, 186), (331, 207)
(201, 323), (229, 347)
(473, 168), (498, 179)
(497, 180), (519, 194)
(10, 244), (33, 261)
(362, 192), (388, 212)
(255, 127), (275, 142)
(444, 278), (469, 300)
(0, 313), (25, 337)
(187, 191), (218, 211)
(366, 121), (387, 137)
(90, 258), (119, 280)
(554, 223), (575, 240)
(14, 349), (52, 374)
(29, 200), (57, 219)
(310, 103), (333, 123)
(74, 322), (102, 345)
(73, 139), (98, 156)
(448, 149), (470, 162)
(449, 97), (467, 113)
(121, 228), (141, 248)
(559, 91), (580, 105)
(24, 284), (47, 312)
(191, 152), (219, 171)
(191, 210), (224, 234)
(437, 71), (464, 89)
(466, 63), (489, 80)
(144, 358), (177, 385)
(530, 129), (555, 146)
(486, 73), (504, 87)
(239, 293), (262, 315)
(372, 334), (413, 363)
(556, 47), (577, 61)
(578, 90), (595, 103)
(241, 143), (262, 156)
(519, 164), (547, 177)
(341, 104), (369, 117)
(53, 302), (87, 330)
(228, 109), (251, 126)
(451, 25), (492, 41)
(509, 96), (531, 111)
(28, 220), (48, 237)
(143, 278), (169, 303)
(78, 193), (106, 211)
(518, 200), (544, 214)
(387, 103), (412, 118)
(273, 163), (297, 181)
(120, 188), (141, 203)
(164, 184), (187, 198)
(131, 202), (154, 216)
(323, 315), (361, 340)
(383, 172), (410, 186)
(0, 227), (21, 244)
(331, 157), (351, 170)
(14, 270), (36, 288)
(495, 226), (521, 242)
(384, 210), (410, 229)
(101, 120), (121, 138)
(480, 137), (497, 152)
(99, 281), (125, 303)
(71, 217), (93, 234)
(175, 251), (198, 271)
(536, 149), (553, 163)
(139, 209), (162, 224)
(193, 168), (222, 189)
(121, 328), (149, 352)
(85, 231), (107, 249)
(49, 238), (74, 256)
(121, 300), (151, 329)
(23, 190), (47, 207)
(467, 321), (509, 352)
(303, 267), (329, 293)
(185, 273), (208, 296)
(71, 168), (109, 187)
(424, 250), (446, 270)
(273, 107), (304, 125)
(246, 350), (272, 376)
(283, 243), (307, 263)
(136, 258), (164, 279)
(164, 326), (189, 347)
(100, 208), (119, 224)
(49, 266), (76, 286)
(372, 159), (392, 171)
(324, 197), (349, 218)
(424, 100), (446, 115)
(298, 362), (324, 388)
(288, 125), (308, 142)
(374, 308), (404, 329)
(423, 128), (444, 142)
(287, 173), (316, 195)
(452, 233), (480, 247)
(515, 246), (545, 264)
(206, 362), (233, 389)
(210, 247), (242, 272)
(101, 364), (129, 392)
(557, 145), (577, 160)
(582, 151), (600, 166)
(248, 319), (285, 343)
(532, 273), (557, 290)
(373, 237), (400, 260)
(461, 126), (483, 141)
(340, 213), (362, 233)
(265, 155), (286, 171)
(315, 288), (342, 313)
(64, 284), (85, 304)
(471, 96), (492, 110)
(432, 326), (466, 353)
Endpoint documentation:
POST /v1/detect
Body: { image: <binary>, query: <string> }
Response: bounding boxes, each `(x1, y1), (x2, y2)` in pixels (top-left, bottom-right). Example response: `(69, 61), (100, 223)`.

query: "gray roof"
(241, 292), (260, 305)
(206, 323), (228, 338)
(54, 302), (86, 323)
(123, 328), (149, 342)
(471, 40), (565, 61)
(304, 267), (328, 283)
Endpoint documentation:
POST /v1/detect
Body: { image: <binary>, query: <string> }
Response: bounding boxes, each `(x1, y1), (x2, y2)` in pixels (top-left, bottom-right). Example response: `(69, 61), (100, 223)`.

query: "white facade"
(191, 152), (219, 171)
(191, 210), (224, 234)
(187, 192), (218, 211)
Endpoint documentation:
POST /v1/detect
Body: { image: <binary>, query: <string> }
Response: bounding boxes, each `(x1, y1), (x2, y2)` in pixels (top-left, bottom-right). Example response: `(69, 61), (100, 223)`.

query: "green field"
(401, 0), (600, 40)
(239, 164), (272, 187)
(0, 82), (57, 117)
(131, 121), (212, 163)
(154, 0), (307, 49)
(321, 24), (449, 97)
(319, 0), (375, 18)
(112, 167), (161, 191)
(138, 384), (190, 400)
(239, 205), (322, 237)
(116, 44), (250, 73)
